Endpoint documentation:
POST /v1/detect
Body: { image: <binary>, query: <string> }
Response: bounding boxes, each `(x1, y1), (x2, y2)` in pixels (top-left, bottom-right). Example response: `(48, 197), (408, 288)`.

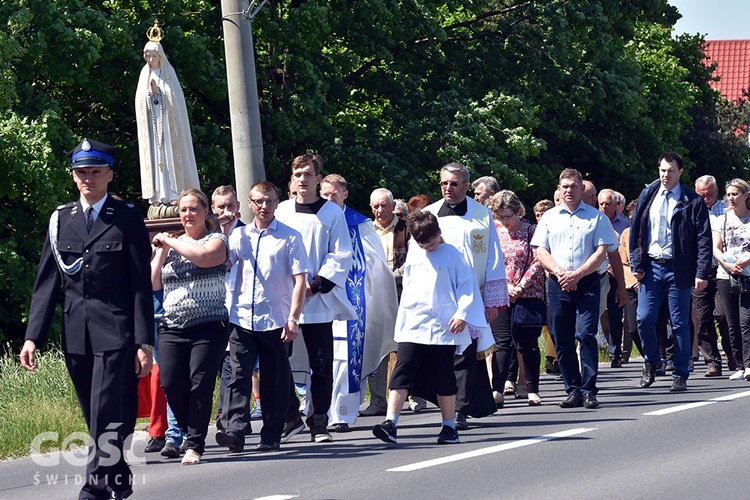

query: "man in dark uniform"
(20, 138), (154, 500)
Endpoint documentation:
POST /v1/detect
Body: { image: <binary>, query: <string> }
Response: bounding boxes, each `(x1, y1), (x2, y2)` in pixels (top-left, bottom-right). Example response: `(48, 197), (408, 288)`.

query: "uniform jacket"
(26, 196), (154, 354)
(629, 180), (712, 288)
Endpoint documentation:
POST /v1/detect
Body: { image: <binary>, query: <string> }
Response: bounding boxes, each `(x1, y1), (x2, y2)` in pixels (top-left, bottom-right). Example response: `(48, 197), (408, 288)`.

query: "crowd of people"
(19, 137), (750, 499)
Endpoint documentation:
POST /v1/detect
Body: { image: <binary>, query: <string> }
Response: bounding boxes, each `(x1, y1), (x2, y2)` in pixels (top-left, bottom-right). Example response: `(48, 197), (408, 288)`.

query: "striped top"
(162, 232), (229, 329)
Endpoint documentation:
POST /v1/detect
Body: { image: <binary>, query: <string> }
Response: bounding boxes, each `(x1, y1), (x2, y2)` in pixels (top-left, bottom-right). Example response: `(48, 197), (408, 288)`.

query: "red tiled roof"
(704, 40), (750, 103)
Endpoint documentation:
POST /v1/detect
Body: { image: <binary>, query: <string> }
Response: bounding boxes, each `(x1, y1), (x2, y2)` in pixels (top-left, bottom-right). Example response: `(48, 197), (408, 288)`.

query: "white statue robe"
(135, 41), (199, 204)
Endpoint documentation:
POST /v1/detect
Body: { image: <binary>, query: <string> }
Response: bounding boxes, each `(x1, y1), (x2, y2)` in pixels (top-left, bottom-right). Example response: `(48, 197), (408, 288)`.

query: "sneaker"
(160, 440), (180, 458)
(144, 437), (166, 453)
(408, 396), (427, 413)
(373, 419), (398, 444)
(250, 400), (262, 420)
(312, 429), (333, 443)
(670, 377), (687, 392)
(307, 414), (332, 443)
(729, 369), (745, 380)
(437, 425), (460, 444)
(255, 439), (280, 452)
(745, 368), (750, 381)
(664, 360), (676, 372)
(280, 417), (305, 443)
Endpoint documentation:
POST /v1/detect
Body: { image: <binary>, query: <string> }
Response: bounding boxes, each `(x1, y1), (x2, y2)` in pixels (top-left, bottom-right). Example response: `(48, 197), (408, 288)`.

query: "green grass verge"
(0, 347), (86, 461)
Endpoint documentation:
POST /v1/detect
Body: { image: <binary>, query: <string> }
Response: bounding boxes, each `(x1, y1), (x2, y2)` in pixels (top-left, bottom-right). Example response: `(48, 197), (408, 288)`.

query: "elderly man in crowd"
(472, 176), (500, 206)
(693, 175), (732, 376)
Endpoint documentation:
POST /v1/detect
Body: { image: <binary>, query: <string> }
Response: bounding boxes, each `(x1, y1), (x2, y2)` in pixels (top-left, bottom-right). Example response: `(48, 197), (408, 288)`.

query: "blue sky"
(670, 0), (750, 39)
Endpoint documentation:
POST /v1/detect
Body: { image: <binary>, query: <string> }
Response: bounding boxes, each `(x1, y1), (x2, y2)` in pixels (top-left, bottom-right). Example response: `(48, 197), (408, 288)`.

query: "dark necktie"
(86, 207), (94, 233)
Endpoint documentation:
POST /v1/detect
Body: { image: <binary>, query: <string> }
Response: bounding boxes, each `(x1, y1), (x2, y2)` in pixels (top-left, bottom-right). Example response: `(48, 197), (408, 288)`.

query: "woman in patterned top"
(713, 179), (750, 382)
(151, 188), (229, 465)
(489, 190), (547, 406)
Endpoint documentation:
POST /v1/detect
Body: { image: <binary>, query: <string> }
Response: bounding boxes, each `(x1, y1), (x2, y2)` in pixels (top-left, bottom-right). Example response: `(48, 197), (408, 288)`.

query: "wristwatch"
(287, 318), (300, 325)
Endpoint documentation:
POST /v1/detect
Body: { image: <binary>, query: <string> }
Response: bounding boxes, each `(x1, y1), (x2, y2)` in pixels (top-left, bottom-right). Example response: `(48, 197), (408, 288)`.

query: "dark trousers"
(217, 351), (232, 416)
(623, 288), (643, 357)
(548, 272), (600, 396)
(607, 275), (624, 360)
(693, 269), (730, 369)
(224, 324), (290, 442)
(717, 279), (750, 370)
(286, 322), (334, 423)
(66, 347), (133, 499)
(490, 305), (542, 394)
(158, 321), (229, 455)
(454, 339), (478, 414)
(389, 342), (457, 395)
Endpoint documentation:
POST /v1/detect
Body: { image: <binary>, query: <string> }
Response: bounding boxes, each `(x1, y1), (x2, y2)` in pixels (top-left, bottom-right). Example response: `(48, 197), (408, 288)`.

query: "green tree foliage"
(0, 0), (745, 345)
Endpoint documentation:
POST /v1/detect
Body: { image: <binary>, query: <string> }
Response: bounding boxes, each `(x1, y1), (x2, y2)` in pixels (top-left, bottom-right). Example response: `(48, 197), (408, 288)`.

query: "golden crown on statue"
(146, 20), (163, 42)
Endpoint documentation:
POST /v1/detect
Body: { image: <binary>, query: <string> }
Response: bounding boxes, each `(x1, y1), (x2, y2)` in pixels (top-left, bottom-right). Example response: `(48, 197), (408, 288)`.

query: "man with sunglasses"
(422, 162), (509, 429)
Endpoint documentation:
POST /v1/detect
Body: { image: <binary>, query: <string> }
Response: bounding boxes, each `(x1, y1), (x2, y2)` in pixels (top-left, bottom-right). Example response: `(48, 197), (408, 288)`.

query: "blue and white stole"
(344, 208), (368, 392)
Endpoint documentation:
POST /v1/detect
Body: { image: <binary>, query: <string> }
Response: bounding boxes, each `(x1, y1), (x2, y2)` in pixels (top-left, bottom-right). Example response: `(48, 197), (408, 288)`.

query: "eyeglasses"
(440, 181), (465, 188)
(249, 198), (277, 208)
(497, 213), (517, 221)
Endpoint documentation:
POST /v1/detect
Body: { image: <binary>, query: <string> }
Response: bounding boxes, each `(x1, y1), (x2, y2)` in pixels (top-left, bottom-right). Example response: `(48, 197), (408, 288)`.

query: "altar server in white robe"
(275, 154), (356, 443)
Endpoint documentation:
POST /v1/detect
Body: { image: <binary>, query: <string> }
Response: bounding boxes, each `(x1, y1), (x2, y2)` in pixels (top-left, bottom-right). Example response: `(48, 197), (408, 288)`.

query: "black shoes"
(454, 412), (469, 430)
(559, 393), (583, 408)
(670, 377), (687, 392)
(160, 440), (180, 458)
(332, 423), (351, 433)
(583, 394), (600, 409)
(280, 417), (305, 443)
(373, 419), (398, 444)
(144, 437), (165, 453)
(437, 425), (460, 444)
(255, 439), (280, 452)
(610, 358), (622, 368)
(640, 362), (656, 388)
(215, 430), (244, 453)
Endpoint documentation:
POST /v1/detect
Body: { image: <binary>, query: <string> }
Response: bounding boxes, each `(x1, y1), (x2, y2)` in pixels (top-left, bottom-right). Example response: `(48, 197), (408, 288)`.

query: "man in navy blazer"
(630, 151), (711, 392)
(21, 138), (154, 500)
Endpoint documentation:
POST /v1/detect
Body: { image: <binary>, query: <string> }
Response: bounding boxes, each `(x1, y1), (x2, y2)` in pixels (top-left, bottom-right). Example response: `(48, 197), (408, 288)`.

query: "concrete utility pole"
(220, 0), (267, 220)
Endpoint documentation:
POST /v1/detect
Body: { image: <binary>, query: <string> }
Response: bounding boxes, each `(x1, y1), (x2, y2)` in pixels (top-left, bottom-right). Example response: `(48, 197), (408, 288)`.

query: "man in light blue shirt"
(532, 168), (618, 409)
(216, 181), (310, 453)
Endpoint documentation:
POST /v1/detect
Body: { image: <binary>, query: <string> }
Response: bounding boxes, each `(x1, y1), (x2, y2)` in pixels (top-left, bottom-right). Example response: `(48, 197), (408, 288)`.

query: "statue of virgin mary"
(135, 22), (200, 218)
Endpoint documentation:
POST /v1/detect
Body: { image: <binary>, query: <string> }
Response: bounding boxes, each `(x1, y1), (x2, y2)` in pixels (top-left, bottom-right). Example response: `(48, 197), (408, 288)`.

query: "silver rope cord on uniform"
(48, 210), (83, 275)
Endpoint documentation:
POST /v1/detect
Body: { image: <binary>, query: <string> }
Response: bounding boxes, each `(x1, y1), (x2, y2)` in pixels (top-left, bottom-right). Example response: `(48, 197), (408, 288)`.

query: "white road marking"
(644, 390), (750, 416)
(254, 496), (298, 500)
(387, 427), (597, 472)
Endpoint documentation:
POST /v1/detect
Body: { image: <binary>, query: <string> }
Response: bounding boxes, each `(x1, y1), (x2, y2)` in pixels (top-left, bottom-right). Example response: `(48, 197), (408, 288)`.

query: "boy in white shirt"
(372, 211), (488, 445)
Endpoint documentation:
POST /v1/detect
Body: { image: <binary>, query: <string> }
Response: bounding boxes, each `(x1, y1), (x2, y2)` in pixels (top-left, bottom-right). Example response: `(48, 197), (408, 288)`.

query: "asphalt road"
(3, 359), (750, 499)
